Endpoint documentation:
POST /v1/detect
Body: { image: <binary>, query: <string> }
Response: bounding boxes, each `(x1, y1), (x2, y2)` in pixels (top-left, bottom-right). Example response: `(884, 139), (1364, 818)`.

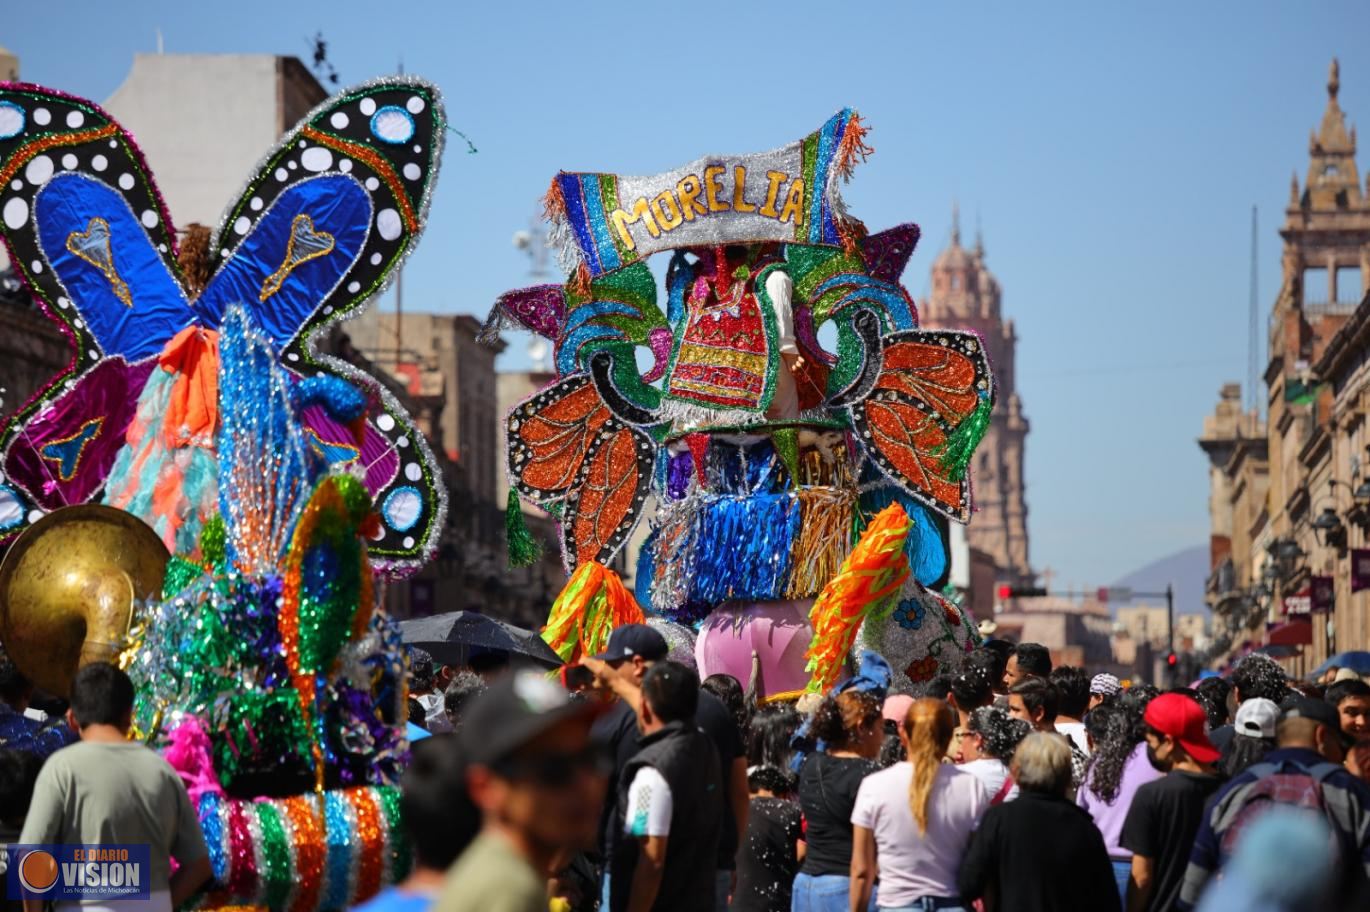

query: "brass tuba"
(0, 506), (169, 697)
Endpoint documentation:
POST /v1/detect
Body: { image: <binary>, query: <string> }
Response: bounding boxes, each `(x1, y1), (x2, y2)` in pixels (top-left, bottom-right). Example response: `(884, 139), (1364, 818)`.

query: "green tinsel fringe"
(198, 515), (227, 571)
(161, 555), (206, 599)
(505, 487), (543, 568)
(772, 426), (800, 485)
(937, 395), (992, 482)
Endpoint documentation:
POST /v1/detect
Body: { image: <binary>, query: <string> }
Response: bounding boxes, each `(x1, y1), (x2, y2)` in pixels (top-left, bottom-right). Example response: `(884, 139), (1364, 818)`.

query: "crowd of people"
(2, 634), (1370, 912)
(382, 631), (1370, 912)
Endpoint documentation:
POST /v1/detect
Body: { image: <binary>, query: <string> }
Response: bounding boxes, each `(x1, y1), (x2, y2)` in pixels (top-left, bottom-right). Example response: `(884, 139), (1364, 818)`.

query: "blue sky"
(9, 2), (1370, 598)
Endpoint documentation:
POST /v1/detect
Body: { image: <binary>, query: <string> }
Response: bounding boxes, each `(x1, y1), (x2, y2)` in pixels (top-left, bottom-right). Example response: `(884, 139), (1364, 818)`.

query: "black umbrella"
(399, 611), (562, 669)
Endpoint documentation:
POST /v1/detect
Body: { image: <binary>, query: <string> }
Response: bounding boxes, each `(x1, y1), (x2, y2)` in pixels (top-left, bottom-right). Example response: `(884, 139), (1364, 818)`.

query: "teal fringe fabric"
(859, 485), (947, 586)
(102, 367), (218, 554)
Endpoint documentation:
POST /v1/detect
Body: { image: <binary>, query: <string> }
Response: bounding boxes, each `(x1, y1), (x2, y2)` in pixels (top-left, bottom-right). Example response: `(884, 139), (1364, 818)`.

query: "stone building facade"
(919, 215), (1032, 585)
(1201, 59), (1370, 673)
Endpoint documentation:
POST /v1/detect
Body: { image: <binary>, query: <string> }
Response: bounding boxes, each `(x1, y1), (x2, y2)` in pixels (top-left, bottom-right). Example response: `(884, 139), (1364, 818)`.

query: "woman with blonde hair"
(850, 699), (988, 912)
(792, 690), (883, 912)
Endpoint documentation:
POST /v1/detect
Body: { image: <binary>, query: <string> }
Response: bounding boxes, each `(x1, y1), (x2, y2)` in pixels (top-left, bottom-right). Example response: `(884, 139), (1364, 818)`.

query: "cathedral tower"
(919, 209), (1032, 582)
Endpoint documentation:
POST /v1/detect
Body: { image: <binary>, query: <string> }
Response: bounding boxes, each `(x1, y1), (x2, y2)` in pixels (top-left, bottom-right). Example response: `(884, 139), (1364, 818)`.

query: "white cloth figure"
(765, 269), (800, 419)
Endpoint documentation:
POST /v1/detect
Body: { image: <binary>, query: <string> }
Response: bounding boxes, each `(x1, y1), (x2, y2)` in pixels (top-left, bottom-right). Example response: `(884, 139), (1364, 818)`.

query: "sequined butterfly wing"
(507, 373), (651, 569)
(849, 331), (992, 523)
(0, 84), (194, 532)
(193, 78), (447, 574)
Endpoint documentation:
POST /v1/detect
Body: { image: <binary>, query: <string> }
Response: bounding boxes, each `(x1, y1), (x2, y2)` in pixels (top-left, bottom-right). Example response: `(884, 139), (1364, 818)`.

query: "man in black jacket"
(585, 625), (747, 910)
(959, 732), (1117, 912)
(612, 661), (722, 912)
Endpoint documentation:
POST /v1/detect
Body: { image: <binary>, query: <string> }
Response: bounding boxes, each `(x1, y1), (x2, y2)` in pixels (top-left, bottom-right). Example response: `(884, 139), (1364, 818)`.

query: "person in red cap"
(1118, 692), (1222, 912)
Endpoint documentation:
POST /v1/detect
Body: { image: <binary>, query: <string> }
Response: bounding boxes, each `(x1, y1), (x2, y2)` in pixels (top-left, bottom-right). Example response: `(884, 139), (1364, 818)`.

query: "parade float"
(0, 77), (452, 909)
(488, 111), (990, 697)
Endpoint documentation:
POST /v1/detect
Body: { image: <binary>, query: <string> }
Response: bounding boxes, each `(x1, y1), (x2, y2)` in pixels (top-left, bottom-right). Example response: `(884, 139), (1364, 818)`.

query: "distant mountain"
(1109, 545), (1210, 616)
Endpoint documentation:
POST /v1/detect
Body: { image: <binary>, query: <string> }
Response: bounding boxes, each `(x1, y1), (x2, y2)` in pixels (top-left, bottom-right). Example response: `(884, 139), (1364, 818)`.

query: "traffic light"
(1166, 652), (1178, 667)
(996, 584), (1048, 599)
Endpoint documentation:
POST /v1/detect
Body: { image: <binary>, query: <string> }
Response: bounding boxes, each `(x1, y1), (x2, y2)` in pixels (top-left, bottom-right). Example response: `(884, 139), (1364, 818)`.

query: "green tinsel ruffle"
(505, 487), (543, 567)
(937, 395), (992, 482)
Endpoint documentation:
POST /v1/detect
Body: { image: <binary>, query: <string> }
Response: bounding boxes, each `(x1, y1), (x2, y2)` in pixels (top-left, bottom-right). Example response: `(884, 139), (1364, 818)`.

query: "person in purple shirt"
(1076, 689), (1162, 908)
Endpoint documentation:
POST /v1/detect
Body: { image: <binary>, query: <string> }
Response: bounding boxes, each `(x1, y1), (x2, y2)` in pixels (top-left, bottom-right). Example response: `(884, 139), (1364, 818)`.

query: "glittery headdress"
(0, 78), (450, 576)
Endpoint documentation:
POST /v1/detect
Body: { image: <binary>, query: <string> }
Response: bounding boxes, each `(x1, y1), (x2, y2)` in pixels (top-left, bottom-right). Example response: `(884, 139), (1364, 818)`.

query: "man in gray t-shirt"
(19, 664), (209, 912)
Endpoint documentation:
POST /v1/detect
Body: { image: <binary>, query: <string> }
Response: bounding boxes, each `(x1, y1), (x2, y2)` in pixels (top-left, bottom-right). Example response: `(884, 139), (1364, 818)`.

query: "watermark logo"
(6, 845), (150, 901)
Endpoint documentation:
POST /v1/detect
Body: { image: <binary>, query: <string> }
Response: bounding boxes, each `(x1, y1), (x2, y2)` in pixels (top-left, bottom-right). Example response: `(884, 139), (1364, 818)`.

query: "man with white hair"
(959, 732), (1118, 911)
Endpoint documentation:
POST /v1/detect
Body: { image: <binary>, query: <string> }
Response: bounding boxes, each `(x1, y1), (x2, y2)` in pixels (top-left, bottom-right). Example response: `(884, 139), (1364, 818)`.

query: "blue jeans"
(879, 901), (966, 912)
(605, 866), (734, 911)
(791, 873), (878, 912)
(1111, 859), (1131, 909)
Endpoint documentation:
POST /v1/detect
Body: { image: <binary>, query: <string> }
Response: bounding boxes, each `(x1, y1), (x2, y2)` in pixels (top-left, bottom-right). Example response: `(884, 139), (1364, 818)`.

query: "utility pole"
(1166, 583), (1176, 686)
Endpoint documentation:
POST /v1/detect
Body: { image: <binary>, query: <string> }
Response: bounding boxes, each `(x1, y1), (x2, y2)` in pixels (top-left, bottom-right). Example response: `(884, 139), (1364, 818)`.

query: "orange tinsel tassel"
(834, 113), (874, 182)
(541, 561), (644, 665)
(803, 502), (913, 693)
(542, 175), (568, 223)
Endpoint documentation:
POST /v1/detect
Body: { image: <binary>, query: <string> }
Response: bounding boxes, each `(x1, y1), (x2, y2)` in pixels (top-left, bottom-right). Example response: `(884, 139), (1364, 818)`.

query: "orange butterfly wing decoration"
(507, 373), (651, 567)
(850, 330), (993, 523)
(562, 423), (653, 568)
(508, 375), (612, 505)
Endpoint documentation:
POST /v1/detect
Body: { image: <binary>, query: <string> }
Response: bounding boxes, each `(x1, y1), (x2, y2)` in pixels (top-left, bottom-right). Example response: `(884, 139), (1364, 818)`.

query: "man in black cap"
(584, 625), (747, 911)
(612, 661), (722, 912)
(1179, 695), (1370, 910)
(435, 669), (609, 912)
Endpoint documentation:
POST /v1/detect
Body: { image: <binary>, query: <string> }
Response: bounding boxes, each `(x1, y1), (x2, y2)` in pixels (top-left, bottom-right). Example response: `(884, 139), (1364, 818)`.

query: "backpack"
(1217, 757), (1345, 862)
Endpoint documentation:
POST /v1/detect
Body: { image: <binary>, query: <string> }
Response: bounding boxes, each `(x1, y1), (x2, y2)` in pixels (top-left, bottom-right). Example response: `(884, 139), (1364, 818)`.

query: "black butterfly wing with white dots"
(0, 83), (193, 534)
(193, 77), (448, 575)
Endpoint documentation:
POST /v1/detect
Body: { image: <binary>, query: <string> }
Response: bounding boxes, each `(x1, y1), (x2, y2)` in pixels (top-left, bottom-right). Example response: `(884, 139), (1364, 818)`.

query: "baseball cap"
(458, 669), (598, 767)
(882, 694), (914, 723)
(1144, 692), (1220, 763)
(1234, 697), (1279, 739)
(592, 624), (668, 663)
(1280, 695), (1354, 748)
(1090, 673), (1121, 697)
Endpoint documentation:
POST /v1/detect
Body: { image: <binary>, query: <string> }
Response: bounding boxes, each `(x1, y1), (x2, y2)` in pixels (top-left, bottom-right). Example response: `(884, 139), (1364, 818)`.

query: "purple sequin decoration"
(496, 284), (564, 340)
(666, 452), (693, 500)
(859, 223), (922, 286)
(3, 358), (155, 509)
(792, 306), (834, 367)
(299, 406), (400, 494)
(643, 327), (673, 383)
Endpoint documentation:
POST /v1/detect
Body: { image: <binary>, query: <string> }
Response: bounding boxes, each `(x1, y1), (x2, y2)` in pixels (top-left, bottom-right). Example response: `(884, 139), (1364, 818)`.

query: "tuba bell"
(0, 505), (169, 697)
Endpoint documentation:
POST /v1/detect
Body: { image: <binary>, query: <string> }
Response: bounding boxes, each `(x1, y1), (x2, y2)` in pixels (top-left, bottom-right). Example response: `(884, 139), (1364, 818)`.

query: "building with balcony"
(1202, 59), (1370, 674)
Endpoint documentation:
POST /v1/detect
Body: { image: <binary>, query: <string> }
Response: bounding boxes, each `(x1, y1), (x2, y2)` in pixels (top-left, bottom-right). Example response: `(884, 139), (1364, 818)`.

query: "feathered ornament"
(803, 502), (913, 693)
(541, 561), (644, 664)
(103, 325), (221, 553)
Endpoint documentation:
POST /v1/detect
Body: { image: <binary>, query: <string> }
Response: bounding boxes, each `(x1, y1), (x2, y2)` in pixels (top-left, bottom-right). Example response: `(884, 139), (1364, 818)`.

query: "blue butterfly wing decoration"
(0, 84), (194, 533)
(0, 79), (448, 574)
(198, 78), (448, 574)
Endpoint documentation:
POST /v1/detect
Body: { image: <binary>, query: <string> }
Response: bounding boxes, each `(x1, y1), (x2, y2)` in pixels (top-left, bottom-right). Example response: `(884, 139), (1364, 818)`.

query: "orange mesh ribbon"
(159, 326), (220, 447)
(803, 502), (913, 693)
(541, 561), (644, 664)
